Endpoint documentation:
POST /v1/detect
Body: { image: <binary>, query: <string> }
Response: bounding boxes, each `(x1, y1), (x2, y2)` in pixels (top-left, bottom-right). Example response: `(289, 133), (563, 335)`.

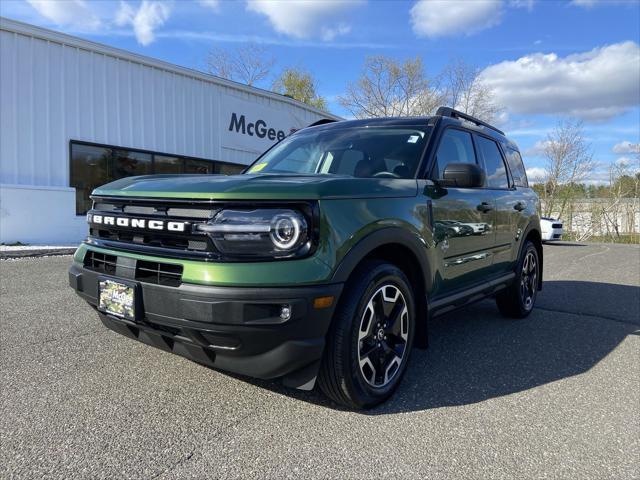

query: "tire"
(318, 260), (416, 409)
(496, 240), (540, 318)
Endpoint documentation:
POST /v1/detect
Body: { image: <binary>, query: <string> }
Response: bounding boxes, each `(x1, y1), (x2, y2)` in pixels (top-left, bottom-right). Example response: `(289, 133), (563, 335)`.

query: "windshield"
(246, 126), (431, 178)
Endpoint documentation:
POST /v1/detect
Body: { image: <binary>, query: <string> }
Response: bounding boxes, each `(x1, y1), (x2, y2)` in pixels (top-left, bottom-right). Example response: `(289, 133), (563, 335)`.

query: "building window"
(154, 155), (184, 174)
(70, 141), (245, 215)
(185, 158), (214, 174)
(112, 149), (152, 180)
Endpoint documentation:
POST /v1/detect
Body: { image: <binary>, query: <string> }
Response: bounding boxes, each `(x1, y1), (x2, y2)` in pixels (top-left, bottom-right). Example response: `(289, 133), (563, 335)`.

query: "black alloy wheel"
(318, 260), (416, 409)
(496, 240), (540, 318)
(520, 249), (538, 311)
(357, 284), (409, 388)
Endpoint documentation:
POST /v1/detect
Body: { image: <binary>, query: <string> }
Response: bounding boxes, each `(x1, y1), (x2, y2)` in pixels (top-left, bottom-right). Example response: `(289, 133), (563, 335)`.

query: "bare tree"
(540, 119), (595, 220)
(338, 56), (443, 118)
(439, 59), (502, 123)
(600, 154), (640, 239)
(206, 43), (275, 87)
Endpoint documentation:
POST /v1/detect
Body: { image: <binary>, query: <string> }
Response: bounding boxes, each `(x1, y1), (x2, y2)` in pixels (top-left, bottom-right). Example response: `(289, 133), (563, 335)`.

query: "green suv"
(69, 107), (542, 409)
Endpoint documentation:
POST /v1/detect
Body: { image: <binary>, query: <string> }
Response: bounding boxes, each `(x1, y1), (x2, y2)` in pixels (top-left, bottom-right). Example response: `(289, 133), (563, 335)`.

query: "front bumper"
(69, 263), (342, 389)
(542, 228), (563, 241)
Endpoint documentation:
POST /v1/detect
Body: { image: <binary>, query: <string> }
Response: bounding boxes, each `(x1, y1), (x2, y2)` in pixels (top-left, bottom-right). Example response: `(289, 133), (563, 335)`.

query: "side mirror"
(439, 162), (485, 188)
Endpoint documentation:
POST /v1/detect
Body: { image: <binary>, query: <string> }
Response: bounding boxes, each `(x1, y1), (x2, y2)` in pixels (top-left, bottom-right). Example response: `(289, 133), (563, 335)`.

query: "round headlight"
(198, 208), (309, 259)
(270, 214), (302, 250)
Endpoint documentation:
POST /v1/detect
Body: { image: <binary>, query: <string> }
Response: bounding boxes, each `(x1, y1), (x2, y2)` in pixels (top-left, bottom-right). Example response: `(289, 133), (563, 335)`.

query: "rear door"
(425, 127), (497, 294)
(474, 134), (525, 274)
(503, 147), (538, 265)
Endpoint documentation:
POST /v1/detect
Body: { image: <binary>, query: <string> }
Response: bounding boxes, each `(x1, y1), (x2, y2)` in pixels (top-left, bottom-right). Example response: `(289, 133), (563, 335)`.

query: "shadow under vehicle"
(236, 279), (639, 413)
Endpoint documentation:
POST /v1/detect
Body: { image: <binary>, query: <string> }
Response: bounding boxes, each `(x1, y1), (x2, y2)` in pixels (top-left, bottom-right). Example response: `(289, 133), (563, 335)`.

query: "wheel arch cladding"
(330, 228), (431, 349)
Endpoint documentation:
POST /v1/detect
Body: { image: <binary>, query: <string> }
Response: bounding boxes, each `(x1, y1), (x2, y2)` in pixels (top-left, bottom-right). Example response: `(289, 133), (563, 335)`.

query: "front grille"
(553, 233), (562, 239)
(87, 195), (317, 262)
(87, 196), (220, 260)
(84, 251), (117, 274)
(135, 260), (183, 287)
(89, 227), (211, 252)
(83, 251), (184, 286)
(552, 223), (562, 229)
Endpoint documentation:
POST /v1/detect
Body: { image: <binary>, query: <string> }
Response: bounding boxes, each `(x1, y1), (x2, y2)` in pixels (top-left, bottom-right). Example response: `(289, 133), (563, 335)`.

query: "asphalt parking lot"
(1, 243), (639, 479)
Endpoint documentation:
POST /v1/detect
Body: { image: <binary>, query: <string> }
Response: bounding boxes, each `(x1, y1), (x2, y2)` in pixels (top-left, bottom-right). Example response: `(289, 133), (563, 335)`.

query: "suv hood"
(92, 173), (418, 200)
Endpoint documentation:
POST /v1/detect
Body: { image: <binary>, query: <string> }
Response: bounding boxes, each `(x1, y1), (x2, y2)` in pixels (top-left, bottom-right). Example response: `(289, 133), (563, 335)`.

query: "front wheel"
(496, 240), (540, 318)
(318, 260), (415, 409)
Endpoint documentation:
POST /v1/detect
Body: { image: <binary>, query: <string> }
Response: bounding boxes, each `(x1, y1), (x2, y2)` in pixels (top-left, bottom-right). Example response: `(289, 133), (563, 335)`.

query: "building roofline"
(0, 16), (340, 121)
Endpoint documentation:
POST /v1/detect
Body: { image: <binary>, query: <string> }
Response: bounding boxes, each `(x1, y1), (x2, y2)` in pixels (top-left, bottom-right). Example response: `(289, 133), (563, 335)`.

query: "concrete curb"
(0, 248), (76, 259)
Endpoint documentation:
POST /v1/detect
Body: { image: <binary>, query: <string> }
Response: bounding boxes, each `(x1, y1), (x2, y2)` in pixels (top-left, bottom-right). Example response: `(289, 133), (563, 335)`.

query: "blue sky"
(2, 0), (639, 182)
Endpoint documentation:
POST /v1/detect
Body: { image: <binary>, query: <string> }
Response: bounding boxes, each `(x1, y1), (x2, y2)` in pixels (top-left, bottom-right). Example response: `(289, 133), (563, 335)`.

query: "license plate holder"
(98, 277), (140, 321)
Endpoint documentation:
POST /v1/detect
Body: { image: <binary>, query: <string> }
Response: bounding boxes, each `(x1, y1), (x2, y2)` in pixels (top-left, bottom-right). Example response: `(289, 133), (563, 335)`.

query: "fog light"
(280, 304), (291, 321)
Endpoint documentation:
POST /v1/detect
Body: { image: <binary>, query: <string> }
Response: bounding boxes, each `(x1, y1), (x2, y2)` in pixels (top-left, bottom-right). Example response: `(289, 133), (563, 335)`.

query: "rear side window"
(433, 129), (476, 179)
(476, 136), (509, 189)
(505, 148), (529, 187)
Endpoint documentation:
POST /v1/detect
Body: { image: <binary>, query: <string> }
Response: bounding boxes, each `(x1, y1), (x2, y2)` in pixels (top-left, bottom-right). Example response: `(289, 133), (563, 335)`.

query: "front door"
(425, 128), (496, 295)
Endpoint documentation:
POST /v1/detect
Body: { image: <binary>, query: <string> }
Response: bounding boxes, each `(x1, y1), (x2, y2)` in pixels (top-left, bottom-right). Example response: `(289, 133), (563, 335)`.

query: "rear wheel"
(496, 240), (539, 318)
(318, 260), (415, 409)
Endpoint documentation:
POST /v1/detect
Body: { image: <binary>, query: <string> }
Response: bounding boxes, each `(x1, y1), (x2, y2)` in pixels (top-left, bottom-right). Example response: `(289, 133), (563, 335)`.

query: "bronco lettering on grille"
(89, 214), (186, 232)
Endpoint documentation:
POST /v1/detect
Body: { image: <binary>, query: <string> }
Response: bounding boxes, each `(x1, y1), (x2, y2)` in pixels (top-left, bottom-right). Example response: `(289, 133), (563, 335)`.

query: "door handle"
(514, 201), (526, 211)
(477, 201), (493, 213)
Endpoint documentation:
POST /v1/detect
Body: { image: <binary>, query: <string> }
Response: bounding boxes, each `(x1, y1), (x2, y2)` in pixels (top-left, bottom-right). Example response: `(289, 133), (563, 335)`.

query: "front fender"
(330, 227), (434, 292)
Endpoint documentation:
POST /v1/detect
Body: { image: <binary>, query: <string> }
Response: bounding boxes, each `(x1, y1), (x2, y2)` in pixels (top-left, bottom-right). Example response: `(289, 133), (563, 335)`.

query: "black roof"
(304, 109), (517, 149)
(311, 116), (434, 129)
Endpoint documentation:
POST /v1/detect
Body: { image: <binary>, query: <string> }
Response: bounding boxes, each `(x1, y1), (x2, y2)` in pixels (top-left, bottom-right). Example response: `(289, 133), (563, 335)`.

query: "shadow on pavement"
(238, 280), (639, 413)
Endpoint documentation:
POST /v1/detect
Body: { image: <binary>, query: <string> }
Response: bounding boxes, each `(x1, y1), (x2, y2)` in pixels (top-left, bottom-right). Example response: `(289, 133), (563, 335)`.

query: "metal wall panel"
(0, 18), (336, 189)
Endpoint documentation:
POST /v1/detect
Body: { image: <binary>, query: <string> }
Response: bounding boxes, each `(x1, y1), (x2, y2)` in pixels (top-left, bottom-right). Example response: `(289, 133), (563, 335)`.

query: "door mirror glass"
(439, 162), (485, 188)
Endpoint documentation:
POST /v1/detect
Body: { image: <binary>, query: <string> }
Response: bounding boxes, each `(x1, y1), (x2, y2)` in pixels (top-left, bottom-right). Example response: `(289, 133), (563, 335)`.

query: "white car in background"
(540, 217), (563, 242)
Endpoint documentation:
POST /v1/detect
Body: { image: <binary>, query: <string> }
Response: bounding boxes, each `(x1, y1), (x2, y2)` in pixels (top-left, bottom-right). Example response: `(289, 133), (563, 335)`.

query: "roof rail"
(435, 106), (504, 136)
(307, 118), (338, 128)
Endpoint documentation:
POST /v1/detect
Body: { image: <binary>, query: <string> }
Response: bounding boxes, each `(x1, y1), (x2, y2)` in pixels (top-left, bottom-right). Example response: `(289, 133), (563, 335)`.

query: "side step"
(429, 273), (515, 318)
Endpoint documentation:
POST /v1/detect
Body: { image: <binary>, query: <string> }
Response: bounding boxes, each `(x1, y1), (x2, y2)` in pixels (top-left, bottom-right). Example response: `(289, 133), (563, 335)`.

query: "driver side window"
(433, 129), (476, 179)
(332, 149), (366, 176)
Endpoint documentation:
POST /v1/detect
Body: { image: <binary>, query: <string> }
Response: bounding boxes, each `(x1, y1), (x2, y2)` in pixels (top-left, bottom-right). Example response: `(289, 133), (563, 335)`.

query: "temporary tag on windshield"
(407, 135), (420, 144)
(249, 162), (267, 172)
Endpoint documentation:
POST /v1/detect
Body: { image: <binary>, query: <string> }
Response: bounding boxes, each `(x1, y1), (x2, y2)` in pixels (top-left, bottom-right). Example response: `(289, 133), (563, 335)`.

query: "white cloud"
(525, 167), (546, 183)
(615, 156), (639, 167)
(493, 110), (510, 127)
(26, 0), (101, 30)
(115, 0), (171, 46)
(583, 170), (613, 185)
(155, 29), (393, 49)
(198, 0), (220, 11)
(480, 41), (640, 121)
(410, 0), (503, 38)
(524, 140), (551, 157)
(571, 0), (600, 6)
(612, 140), (640, 154)
(509, 0), (535, 10)
(571, 0), (638, 7)
(320, 24), (351, 42)
(246, 0), (363, 41)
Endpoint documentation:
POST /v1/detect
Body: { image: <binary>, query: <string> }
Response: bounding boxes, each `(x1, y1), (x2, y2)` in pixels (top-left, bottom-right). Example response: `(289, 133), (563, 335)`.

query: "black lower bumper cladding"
(69, 263), (342, 389)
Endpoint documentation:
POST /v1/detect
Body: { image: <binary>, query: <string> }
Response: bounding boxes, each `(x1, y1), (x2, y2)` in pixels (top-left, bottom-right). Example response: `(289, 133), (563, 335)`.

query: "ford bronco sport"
(69, 107), (542, 409)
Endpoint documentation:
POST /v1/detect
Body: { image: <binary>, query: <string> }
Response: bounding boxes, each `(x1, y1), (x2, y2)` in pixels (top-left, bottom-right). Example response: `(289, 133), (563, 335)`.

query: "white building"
(0, 17), (336, 244)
